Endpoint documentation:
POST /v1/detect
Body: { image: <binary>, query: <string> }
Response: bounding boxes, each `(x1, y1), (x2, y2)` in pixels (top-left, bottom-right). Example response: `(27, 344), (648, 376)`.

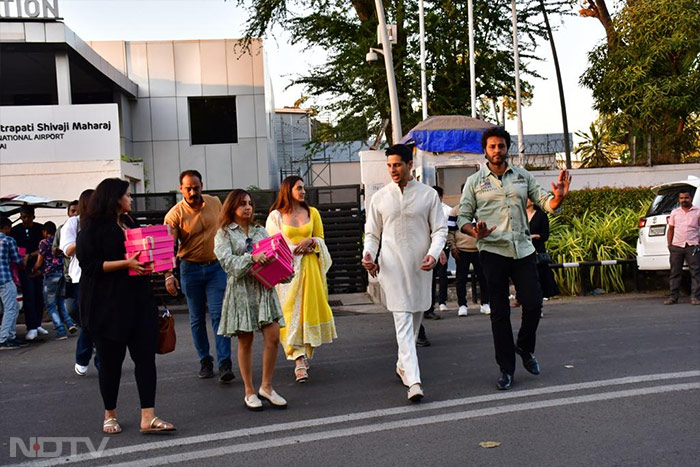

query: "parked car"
(0, 195), (71, 316)
(637, 176), (700, 270)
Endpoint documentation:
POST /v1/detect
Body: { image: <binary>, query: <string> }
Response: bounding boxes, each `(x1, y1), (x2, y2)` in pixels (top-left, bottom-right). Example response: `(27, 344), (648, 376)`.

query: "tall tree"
(235, 0), (572, 145)
(580, 0), (700, 163)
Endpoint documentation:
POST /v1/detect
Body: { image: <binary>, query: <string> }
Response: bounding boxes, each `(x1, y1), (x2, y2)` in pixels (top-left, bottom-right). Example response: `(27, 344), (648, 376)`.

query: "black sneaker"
(219, 360), (235, 383)
(416, 336), (431, 347)
(0, 339), (26, 350)
(198, 357), (214, 379)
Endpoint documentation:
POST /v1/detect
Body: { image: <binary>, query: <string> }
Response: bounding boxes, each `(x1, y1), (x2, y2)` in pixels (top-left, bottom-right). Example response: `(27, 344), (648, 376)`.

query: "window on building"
(188, 96), (238, 145)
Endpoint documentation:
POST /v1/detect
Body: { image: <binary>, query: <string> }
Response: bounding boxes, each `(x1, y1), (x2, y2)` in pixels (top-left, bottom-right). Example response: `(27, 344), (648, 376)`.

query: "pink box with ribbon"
(250, 233), (294, 289)
(128, 257), (177, 276)
(126, 247), (174, 263)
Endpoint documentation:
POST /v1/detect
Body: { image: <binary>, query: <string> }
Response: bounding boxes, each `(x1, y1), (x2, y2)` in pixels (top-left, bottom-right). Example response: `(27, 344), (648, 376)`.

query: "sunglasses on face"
(245, 238), (253, 253)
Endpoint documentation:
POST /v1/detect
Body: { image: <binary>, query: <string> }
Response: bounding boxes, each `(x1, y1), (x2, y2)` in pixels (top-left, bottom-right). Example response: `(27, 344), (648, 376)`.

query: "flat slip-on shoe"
(244, 394), (263, 411)
(258, 388), (287, 408)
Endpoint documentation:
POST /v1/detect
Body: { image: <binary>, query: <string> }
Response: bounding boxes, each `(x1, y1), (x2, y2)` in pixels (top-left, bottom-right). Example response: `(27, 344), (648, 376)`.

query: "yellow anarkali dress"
(265, 207), (336, 360)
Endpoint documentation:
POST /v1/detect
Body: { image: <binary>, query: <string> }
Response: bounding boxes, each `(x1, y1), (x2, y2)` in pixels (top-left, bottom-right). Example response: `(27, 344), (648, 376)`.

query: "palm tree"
(575, 122), (615, 167)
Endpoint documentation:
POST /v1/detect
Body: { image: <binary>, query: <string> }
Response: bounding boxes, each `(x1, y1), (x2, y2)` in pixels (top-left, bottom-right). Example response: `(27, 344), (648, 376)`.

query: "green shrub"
(548, 206), (644, 295)
(554, 187), (654, 225)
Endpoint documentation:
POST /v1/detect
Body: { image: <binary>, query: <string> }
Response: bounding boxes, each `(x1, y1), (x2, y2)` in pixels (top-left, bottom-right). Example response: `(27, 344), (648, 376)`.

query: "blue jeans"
(180, 260), (231, 367)
(0, 280), (20, 343)
(68, 282), (99, 369)
(43, 273), (75, 337)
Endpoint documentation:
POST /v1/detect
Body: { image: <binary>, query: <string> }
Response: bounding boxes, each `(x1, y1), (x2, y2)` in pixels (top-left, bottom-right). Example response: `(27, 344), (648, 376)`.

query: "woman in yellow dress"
(266, 176), (336, 383)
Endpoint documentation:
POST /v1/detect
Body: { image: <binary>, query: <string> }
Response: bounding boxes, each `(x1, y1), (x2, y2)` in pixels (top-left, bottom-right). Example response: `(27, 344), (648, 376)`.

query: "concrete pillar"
(55, 52), (71, 104)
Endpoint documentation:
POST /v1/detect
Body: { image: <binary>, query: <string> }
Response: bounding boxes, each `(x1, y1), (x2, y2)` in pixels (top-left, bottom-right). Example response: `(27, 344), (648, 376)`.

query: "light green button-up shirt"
(457, 163), (556, 259)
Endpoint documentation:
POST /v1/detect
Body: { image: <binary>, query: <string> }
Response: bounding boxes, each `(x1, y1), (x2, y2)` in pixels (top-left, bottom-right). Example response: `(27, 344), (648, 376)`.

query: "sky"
(58, 0), (606, 142)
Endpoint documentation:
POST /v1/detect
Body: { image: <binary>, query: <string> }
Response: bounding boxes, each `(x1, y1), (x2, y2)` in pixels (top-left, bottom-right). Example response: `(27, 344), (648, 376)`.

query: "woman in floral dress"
(214, 189), (287, 411)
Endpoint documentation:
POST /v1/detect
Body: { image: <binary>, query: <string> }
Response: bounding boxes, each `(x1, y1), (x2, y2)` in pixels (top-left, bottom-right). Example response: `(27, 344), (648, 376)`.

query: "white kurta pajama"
(363, 180), (447, 387)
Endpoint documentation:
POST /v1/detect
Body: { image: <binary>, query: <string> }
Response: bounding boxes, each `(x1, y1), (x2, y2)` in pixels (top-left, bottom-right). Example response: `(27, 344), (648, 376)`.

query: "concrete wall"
(1, 160), (144, 225)
(89, 39), (277, 192)
(310, 161), (361, 187)
(530, 164), (700, 190)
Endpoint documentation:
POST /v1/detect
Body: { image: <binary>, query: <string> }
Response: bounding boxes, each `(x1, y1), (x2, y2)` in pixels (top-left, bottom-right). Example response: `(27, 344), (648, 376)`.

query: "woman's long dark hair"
(270, 176), (309, 214)
(219, 189), (256, 232)
(77, 189), (95, 223)
(83, 178), (129, 227)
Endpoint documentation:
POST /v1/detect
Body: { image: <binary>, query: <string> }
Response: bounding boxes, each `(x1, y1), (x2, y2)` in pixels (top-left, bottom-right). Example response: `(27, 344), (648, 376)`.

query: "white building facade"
(0, 4), (277, 219)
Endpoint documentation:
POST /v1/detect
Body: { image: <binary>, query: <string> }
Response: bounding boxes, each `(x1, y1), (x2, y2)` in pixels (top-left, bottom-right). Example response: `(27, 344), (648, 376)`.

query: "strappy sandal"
(102, 417), (122, 434)
(294, 364), (308, 383)
(302, 356), (310, 370)
(140, 416), (176, 434)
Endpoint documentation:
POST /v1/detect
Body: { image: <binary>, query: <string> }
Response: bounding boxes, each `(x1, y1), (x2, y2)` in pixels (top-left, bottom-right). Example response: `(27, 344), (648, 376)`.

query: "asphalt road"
(1, 293), (699, 466)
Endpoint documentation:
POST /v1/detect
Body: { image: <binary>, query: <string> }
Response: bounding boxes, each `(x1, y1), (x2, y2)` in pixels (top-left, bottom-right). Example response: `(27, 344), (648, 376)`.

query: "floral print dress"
(214, 223), (285, 336)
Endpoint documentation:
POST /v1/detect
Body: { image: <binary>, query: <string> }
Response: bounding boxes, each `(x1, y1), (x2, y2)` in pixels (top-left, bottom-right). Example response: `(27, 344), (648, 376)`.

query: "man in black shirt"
(11, 206), (45, 340)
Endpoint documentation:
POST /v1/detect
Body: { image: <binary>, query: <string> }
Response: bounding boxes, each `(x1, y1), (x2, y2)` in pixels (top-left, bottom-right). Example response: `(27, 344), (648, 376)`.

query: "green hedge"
(554, 187), (654, 225)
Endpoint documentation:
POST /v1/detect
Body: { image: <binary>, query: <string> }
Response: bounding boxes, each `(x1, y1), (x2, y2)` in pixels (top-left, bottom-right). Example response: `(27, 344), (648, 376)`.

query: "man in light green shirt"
(458, 127), (571, 391)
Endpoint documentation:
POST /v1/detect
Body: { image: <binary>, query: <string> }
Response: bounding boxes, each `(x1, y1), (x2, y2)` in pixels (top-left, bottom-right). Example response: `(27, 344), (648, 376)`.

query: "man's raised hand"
(551, 169), (572, 200)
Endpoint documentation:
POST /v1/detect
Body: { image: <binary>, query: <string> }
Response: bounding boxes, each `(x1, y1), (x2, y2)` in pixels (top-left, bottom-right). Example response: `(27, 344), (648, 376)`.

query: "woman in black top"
(77, 178), (175, 434)
(526, 199), (560, 299)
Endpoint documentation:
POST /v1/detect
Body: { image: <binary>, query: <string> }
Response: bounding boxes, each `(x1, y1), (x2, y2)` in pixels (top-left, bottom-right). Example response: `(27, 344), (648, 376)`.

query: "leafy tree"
(580, 0), (700, 163)
(234, 0), (573, 145)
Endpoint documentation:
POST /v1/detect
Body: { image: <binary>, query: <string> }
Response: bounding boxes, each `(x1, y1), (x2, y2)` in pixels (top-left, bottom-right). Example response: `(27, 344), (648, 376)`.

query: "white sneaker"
(458, 305), (468, 317)
(26, 329), (38, 340)
(480, 304), (491, 315)
(407, 383), (424, 402)
(74, 363), (88, 376)
(37, 326), (49, 335)
(438, 303), (448, 312)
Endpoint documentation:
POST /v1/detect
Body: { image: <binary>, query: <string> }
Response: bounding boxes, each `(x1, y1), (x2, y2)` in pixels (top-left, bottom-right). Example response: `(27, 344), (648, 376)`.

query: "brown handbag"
(157, 309), (176, 354)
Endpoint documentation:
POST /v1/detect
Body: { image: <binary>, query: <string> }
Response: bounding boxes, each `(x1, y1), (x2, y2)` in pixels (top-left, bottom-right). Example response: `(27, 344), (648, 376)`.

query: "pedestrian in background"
(266, 176), (336, 383)
(53, 200), (79, 323)
(447, 204), (490, 317)
(215, 189), (287, 410)
(11, 206), (46, 341)
(77, 178), (175, 435)
(526, 199), (560, 302)
(0, 217), (25, 349)
(665, 190), (700, 305)
(61, 189), (99, 376)
(34, 221), (77, 340)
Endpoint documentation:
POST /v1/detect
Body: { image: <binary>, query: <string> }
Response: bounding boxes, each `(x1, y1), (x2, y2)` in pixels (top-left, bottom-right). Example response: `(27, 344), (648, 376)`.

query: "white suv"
(637, 176), (700, 270)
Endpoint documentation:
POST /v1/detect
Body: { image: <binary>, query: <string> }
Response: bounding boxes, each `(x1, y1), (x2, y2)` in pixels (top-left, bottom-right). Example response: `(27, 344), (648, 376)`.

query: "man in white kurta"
(362, 144), (447, 401)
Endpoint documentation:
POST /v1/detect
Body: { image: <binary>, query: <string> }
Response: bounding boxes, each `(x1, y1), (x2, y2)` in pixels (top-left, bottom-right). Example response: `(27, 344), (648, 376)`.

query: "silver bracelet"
(165, 275), (176, 282)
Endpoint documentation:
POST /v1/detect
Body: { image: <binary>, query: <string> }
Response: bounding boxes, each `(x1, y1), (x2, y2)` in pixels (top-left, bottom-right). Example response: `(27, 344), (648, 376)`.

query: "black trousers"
(427, 250), (449, 313)
(18, 272), (43, 330)
(93, 323), (157, 411)
(455, 250), (489, 306)
(480, 251), (542, 375)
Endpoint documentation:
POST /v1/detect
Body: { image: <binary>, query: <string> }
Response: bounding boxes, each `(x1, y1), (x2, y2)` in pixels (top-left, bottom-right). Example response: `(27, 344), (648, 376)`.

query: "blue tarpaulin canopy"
(402, 115), (498, 153)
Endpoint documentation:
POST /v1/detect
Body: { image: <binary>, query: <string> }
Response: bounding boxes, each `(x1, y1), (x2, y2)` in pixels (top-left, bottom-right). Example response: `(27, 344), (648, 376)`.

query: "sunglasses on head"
(245, 238), (253, 253)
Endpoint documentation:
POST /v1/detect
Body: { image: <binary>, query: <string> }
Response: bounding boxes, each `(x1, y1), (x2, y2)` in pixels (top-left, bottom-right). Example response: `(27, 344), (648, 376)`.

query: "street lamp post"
(511, 0), (525, 165)
(374, 0), (402, 143)
(419, 0), (428, 120)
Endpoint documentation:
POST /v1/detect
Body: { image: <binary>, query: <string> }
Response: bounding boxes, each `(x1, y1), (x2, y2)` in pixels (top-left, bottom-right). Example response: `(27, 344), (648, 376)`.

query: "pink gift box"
(126, 247), (174, 263)
(124, 225), (171, 241)
(124, 235), (174, 252)
(128, 257), (177, 276)
(250, 233), (294, 289)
